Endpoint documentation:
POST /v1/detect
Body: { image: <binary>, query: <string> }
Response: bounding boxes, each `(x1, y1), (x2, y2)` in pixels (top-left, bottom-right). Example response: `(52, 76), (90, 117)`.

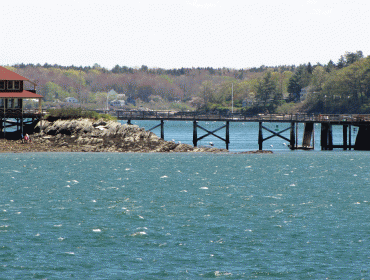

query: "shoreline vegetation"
(6, 51), (370, 115)
(1, 118), (272, 154)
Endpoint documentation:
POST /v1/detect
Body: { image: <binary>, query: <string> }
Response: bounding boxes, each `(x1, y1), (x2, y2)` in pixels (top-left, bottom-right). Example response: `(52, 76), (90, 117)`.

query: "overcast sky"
(1, 0), (369, 70)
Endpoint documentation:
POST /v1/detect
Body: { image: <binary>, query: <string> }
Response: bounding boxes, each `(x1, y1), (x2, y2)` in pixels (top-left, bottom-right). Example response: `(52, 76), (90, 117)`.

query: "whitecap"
(180, 190), (187, 192)
(65, 185), (71, 188)
(160, 175), (168, 178)
(200, 187), (208, 190)
(93, 229), (101, 232)
(65, 252), (75, 255)
(58, 237), (65, 241)
(54, 224), (62, 227)
(92, 200), (97, 203)
(138, 215), (144, 219)
(290, 184), (296, 187)
(215, 271), (232, 277)
(131, 231), (147, 236)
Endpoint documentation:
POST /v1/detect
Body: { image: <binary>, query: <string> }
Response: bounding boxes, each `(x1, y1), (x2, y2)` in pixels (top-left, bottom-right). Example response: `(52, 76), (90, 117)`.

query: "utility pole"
(232, 83), (234, 114)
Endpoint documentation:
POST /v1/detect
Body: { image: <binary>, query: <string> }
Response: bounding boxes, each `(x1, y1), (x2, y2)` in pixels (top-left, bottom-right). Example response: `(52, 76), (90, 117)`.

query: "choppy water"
(1, 152), (370, 279)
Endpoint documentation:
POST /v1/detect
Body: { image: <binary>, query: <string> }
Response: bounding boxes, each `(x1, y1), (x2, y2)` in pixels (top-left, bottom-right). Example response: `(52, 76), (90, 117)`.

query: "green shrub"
(46, 108), (117, 121)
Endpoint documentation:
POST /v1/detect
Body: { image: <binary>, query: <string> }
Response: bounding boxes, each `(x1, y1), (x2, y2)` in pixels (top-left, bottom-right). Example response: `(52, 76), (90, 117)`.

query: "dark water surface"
(1, 152), (370, 279)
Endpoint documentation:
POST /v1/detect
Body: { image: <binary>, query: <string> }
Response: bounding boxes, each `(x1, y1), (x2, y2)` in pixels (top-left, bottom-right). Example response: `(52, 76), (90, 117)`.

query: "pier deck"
(113, 110), (370, 125)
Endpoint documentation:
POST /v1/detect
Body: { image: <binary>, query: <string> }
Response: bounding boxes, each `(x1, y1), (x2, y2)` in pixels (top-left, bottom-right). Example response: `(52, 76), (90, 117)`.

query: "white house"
(65, 97), (79, 103)
(110, 99), (125, 107)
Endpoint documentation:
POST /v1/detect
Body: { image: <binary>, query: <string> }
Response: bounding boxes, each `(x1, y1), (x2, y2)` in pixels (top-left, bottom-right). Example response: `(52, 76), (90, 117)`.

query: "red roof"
(0, 66), (29, 81)
(0, 90), (43, 99)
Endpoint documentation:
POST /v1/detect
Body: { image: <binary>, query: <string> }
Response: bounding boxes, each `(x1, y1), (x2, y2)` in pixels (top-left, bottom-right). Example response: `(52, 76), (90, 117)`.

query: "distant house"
(110, 99), (125, 107)
(300, 87), (309, 101)
(242, 98), (255, 107)
(65, 97), (79, 103)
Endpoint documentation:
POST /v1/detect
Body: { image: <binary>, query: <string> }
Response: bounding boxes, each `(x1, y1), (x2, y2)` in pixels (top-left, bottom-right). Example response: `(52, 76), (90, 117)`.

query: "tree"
(345, 51), (363, 65)
(337, 51), (364, 69)
(326, 60), (336, 72)
(137, 85), (154, 102)
(287, 75), (301, 102)
(287, 65), (312, 102)
(255, 72), (278, 106)
(198, 80), (216, 107)
(307, 62), (313, 74)
(40, 82), (68, 101)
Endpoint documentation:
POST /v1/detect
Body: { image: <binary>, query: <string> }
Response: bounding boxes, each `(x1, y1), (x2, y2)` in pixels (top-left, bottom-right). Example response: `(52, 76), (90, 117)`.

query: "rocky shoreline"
(0, 118), (272, 154)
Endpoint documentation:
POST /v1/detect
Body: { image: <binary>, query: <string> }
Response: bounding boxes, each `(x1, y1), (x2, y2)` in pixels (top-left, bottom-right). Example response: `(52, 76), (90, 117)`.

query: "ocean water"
(124, 120), (359, 152)
(1, 151), (370, 279)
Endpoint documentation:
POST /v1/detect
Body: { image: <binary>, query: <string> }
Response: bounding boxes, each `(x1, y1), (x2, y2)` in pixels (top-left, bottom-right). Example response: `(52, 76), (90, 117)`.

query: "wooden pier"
(102, 110), (370, 151)
(0, 109), (43, 139)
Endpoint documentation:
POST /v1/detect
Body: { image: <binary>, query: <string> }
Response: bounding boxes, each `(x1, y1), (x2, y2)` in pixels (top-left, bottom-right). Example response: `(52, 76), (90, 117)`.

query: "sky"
(1, 0), (369, 70)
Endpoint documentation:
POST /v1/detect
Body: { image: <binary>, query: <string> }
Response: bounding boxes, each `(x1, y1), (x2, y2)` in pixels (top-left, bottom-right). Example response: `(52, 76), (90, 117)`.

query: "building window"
(0, 99), (4, 108)
(16, 99), (22, 109)
(8, 99), (14, 108)
(7, 81), (20, 90)
(0, 81), (5, 90)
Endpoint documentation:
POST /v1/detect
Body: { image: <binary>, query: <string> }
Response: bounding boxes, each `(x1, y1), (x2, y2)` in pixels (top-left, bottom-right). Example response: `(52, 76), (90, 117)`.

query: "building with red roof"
(0, 66), (43, 138)
(0, 66), (43, 113)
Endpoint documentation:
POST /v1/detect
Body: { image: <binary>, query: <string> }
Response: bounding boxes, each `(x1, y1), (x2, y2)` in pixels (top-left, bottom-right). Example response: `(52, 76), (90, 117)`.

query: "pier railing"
(112, 110), (370, 124)
(0, 109), (43, 118)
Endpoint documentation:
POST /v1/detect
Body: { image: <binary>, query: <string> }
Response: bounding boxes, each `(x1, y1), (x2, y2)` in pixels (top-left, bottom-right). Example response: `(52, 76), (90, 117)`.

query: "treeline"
(7, 50), (370, 114)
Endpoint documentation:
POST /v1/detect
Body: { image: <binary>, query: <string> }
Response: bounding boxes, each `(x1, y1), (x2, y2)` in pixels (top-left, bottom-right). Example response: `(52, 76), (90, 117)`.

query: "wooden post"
(160, 120), (164, 139)
(349, 125), (352, 150)
(193, 120), (198, 147)
(311, 123), (315, 149)
(258, 122), (263, 150)
(343, 125), (348, 150)
(290, 122), (295, 149)
(295, 122), (299, 149)
(321, 123), (327, 150)
(328, 124), (333, 150)
(226, 121), (229, 150)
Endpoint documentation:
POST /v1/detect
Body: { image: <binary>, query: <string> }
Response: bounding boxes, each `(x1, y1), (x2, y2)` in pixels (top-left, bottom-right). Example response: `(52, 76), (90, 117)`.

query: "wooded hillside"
(6, 51), (369, 114)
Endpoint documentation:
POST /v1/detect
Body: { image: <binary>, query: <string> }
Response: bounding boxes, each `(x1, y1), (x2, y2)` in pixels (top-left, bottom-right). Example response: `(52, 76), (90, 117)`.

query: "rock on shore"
(27, 118), (228, 153)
